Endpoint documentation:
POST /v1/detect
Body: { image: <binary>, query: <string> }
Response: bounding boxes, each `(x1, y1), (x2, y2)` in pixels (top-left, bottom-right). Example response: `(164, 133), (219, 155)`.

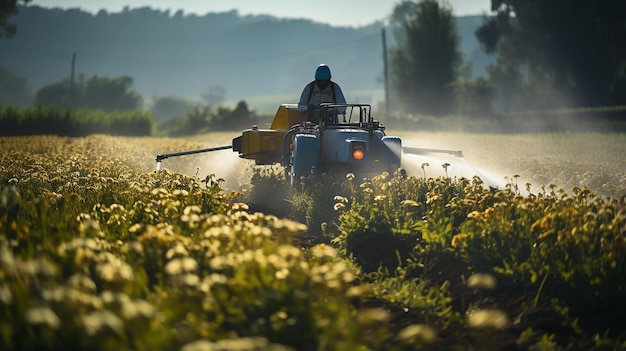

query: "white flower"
(25, 306), (61, 329)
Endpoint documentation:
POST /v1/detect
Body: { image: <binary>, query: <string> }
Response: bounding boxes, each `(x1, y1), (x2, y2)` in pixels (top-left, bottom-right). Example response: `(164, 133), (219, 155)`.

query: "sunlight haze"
(31, 0), (492, 27)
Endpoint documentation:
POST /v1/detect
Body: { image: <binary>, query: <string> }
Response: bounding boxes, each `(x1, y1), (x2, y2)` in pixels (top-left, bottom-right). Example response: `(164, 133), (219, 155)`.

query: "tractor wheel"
(290, 134), (319, 186)
(382, 136), (402, 172)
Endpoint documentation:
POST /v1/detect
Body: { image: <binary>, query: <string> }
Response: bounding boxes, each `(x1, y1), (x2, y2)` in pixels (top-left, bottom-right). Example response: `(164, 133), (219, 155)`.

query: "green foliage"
(150, 96), (193, 121)
(476, 0), (626, 109)
(333, 172), (482, 272)
(459, 185), (626, 332)
(0, 0), (31, 38)
(35, 74), (142, 112)
(165, 100), (268, 136)
(369, 265), (461, 328)
(289, 173), (348, 244)
(0, 105), (152, 136)
(246, 166), (292, 217)
(0, 135), (389, 351)
(2, 134), (626, 350)
(166, 105), (212, 136)
(0, 64), (32, 107)
(452, 77), (493, 117)
(389, 0), (462, 115)
(327, 169), (624, 348)
(209, 101), (257, 132)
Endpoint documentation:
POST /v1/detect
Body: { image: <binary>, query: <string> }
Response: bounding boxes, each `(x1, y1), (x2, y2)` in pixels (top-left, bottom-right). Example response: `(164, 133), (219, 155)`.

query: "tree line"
(0, 3), (386, 102)
(0, 0), (31, 38)
(2, 0), (625, 133)
(0, 105), (153, 137)
(388, 0), (626, 118)
(0, 72), (262, 136)
(0, 52), (261, 136)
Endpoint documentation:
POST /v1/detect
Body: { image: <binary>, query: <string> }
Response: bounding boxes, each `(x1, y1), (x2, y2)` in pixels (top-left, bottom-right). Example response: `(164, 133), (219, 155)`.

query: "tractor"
(233, 103), (403, 185)
(155, 103), (464, 185)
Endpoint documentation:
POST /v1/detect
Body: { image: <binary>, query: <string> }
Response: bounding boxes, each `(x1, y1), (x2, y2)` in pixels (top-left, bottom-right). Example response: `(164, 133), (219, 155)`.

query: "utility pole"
(381, 28), (390, 114)
(70, 53), (76, 110)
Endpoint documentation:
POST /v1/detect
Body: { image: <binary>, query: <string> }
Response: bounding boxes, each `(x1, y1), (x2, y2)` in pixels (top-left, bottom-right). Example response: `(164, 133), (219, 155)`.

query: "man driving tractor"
(297, 64), (346, 121)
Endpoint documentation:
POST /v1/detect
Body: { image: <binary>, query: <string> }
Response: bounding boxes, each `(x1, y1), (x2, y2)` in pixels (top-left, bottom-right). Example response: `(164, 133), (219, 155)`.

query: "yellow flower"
(231, 202), (249, 211)
(358, 308), (390, 325)
(25, 306), (61, 329)
(82, 310), (124, 336)
(311, 243), (337, 258)
(398, 324), (437, 344)
(451, 233), (468, 248)
(333, 196), (348, 203)
(467, 309), (510, 329)
(401, 199), (419, 207)
(275, 268), (290, 279)
(537, 229), (554, 240)
(165, 257), (198, 275)
(466, 273), (496, 289)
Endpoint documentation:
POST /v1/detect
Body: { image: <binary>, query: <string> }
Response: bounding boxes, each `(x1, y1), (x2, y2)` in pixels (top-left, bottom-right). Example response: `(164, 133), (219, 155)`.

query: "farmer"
(297, 64), (346, 114)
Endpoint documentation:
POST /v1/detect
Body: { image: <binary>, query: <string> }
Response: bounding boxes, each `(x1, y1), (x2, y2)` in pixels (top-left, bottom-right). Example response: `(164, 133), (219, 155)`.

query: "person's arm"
(334, 82), (346, 104)
(297, 84), (311, 112)
(333, 82), (347, 114)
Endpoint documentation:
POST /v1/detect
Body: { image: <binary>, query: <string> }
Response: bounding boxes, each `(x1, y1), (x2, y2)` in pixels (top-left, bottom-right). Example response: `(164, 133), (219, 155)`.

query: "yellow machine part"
(236, 104), (315, 165)
(269, 104), (309, 130)
(238, 129), (283, 165)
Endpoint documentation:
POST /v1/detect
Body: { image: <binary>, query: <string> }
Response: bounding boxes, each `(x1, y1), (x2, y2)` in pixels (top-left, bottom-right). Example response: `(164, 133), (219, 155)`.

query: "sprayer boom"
(155, 145), (232, 171)
(153, 103), (466, 180)
(402, 147), (463, 158)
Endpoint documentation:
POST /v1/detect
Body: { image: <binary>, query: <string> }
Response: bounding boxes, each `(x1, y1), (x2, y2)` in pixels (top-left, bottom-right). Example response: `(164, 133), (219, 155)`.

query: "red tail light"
(350, 141), (366, 160)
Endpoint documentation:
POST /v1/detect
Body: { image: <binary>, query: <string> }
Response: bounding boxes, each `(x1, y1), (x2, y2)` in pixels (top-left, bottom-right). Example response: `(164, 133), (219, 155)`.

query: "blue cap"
(315, 64), (331, 80)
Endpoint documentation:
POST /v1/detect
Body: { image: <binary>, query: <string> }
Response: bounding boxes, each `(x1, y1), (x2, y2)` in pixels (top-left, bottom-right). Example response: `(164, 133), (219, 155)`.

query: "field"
(393, 131), (626, 197)
(1, 132), (625, 350)
(160, 131), (626, 196)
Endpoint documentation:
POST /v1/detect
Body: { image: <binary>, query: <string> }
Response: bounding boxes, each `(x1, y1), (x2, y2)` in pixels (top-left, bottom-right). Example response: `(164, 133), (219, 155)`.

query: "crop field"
(1, 133), (625, 350)
(394, 131), (626, 197)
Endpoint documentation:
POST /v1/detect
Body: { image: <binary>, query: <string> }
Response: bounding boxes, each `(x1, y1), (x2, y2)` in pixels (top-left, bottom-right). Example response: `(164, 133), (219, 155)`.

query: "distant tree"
(150, 96), (192, 120)
(35, 74), (143, 111)
(202, 85), (227, 108)
(35, 80), (72, 108)
(389, 0), (462, 116)
(388, 0), (420, 46)
(0, 64), (32, 107)
(168, 105), (211, 136)
(476, 0), (626, 109)
(228, 100), (255, 129)
(0, 0), (31, 38)
(452, 77), (493, 117)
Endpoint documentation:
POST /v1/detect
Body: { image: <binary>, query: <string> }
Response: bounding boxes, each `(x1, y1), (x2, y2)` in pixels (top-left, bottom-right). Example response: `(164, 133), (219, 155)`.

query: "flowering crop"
(0, 135), (388, 350)
(1, 133), (625, 350)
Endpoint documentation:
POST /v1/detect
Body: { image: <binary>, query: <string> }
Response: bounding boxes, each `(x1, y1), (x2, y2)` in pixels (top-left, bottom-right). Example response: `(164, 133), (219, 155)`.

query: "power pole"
(381, 28), (390, 114)
(70, 52), (76, 110)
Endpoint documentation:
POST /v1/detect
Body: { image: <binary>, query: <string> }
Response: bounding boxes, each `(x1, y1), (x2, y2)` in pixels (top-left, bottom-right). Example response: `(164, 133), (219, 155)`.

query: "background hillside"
(1, 5), (493, 111)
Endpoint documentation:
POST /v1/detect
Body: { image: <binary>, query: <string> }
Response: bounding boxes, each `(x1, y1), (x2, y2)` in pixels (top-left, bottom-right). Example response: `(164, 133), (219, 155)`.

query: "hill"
(1, 5), (493, 111)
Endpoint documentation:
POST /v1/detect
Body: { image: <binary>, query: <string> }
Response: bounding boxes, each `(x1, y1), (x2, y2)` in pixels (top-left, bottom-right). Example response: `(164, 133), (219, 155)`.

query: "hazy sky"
(31, 0), (492, 27)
